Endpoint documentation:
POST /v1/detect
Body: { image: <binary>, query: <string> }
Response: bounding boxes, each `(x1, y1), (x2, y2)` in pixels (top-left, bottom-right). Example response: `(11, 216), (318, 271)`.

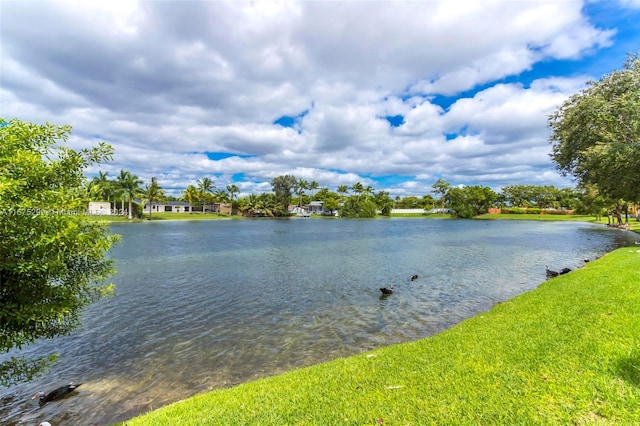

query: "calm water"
(1, 218), (637, 425)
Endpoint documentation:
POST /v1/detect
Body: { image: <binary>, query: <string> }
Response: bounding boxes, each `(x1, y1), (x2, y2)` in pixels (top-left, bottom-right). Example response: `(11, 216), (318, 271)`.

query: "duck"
(379, 285), (395, 295)
(33, 383), (82, 406)
(545, 266), (559, 278)
(559, 267), (572, 275)
(410, 274), (419, 281)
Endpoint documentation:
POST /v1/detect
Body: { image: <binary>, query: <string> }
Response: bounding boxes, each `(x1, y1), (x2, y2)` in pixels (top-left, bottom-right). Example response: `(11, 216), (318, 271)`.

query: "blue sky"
(1, 0), (639, 197)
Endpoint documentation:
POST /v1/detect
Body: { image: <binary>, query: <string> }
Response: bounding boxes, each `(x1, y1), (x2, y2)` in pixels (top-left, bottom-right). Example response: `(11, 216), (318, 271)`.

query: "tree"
(115, 169), (128, 212)
(226, 184), (240, 215)
(296, 179), (309, 207)
(337, 184), (349, 196)
(421, 194), (436, 210)
(0, 118), (119, 386)
(323, 197), (340, 215)
(339, 198), (377, 218)
(576, 183), (608, 220)
(238, 193), (277, 217)
(91, 171), (115, 212)
(141, 177), (166, 220)
(397, 196), (423, 209)
(256, 193), (277, 217)
(549, 52), (640, 205)
(314, 187), (332, 201)
(309, 180), (319, 201)
(448, 185), (497, 218)
(117, 170), (142, 219)
(362, 185), (374, 200)
(181, 185), (198, 209)
(500, 185), (532, 208)
(197, 177), (215, 212)
(374, 191), (393, 216)
(213, 189), (230, 214)
(431, 178), (451, 210)
(271, 175), (297, 215)
(351, 182), (364, 202)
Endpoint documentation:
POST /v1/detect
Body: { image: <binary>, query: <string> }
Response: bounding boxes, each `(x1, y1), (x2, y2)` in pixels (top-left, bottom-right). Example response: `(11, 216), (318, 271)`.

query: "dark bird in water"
(559, 267), (572, 275)
(546, 266), (559, 278)
(379, 285), (395, 295)
(33, 383), (82, 406)
(584, 258), (590, 263)
(410, 274), (419, 281)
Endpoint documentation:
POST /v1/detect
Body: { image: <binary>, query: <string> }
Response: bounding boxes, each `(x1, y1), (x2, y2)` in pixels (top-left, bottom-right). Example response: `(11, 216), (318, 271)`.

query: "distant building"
(143, 201), (192, 214)
(142, 201), (232, 214)
(391, 208), (426, 214)
(88, 201), (112, 215)
(308, 201), (337, 216)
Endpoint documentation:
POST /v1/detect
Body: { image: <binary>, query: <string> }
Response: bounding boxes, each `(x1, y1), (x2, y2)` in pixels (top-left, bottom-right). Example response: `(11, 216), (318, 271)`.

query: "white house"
(88, 201), (112, 215)
(142, 201), (193, 214)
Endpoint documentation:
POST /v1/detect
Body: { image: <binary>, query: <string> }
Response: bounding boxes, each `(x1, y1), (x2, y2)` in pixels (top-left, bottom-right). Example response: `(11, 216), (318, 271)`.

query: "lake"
(1, 218), (637, 425)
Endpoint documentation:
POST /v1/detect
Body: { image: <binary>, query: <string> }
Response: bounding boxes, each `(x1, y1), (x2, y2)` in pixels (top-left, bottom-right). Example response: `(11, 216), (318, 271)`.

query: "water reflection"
(1, 219), (637, 425)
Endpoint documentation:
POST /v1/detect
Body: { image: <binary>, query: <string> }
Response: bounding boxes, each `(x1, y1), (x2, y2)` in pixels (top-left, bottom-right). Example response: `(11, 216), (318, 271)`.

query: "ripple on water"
(1, 219), (636, 424)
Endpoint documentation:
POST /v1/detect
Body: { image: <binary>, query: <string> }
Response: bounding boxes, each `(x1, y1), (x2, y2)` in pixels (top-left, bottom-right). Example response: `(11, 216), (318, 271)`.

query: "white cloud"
(0, 0), (629, 196)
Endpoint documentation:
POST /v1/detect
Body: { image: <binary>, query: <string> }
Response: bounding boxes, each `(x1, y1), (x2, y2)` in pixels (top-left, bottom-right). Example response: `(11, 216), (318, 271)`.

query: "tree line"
(85, 170), (635, 220)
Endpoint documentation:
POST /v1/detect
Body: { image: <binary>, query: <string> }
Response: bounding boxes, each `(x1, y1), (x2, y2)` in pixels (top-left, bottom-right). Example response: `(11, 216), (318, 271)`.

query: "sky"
(2, 0), (640, 198)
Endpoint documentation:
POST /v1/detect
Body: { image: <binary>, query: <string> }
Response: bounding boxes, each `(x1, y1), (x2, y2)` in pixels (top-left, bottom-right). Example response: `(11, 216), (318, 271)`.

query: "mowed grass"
(142, 212), (236, 220)
(83, 212), (236, 222)
(123, 247), (640, 425)
(478, 213), (640, 233)
(477, 213), (599, 221)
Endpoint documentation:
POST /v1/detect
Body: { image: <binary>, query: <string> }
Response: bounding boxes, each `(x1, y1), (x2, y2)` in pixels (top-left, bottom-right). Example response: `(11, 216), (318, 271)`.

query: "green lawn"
(388, 212), (450, 218)
(123, 246), (640, 425)
(478, 213), (640, 233)
(141, 212), (237, 220)
(477, 213), (599, 221)
(83, 212), (237, 222)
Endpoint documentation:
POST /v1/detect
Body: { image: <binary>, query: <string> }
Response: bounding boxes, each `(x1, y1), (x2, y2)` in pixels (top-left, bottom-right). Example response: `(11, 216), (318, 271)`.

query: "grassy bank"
(83, 212), (237, 222)
(123, 246), (640, 425)
(140, 212), (237, 220)
(477, 213), (599, 221)
(478, 213), (640, 233)
(388, 212), (449, 218)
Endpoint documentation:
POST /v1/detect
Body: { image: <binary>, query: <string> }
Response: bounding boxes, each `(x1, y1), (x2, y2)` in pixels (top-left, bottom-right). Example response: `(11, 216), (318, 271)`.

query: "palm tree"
(351, 182), (364, 203)
(197, 177), (215, 212)
(91, 171), (116, 212)
(257, 193), (277, 217)
(296, 179), (309, 207)
(141, 177), (166, 220)
(362, 185), (374, 200)
(212, 189), (230, 214)
(243, 194), (260, 217)
(237, 195), (253, 216)
(226, 184), (240, 215)
(117, 170), (143, 219)
(309, 180), (319, 201)
(91, 171), (110, 199)
(337, 185), (349, 200)
(181, 185), (198, 211)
